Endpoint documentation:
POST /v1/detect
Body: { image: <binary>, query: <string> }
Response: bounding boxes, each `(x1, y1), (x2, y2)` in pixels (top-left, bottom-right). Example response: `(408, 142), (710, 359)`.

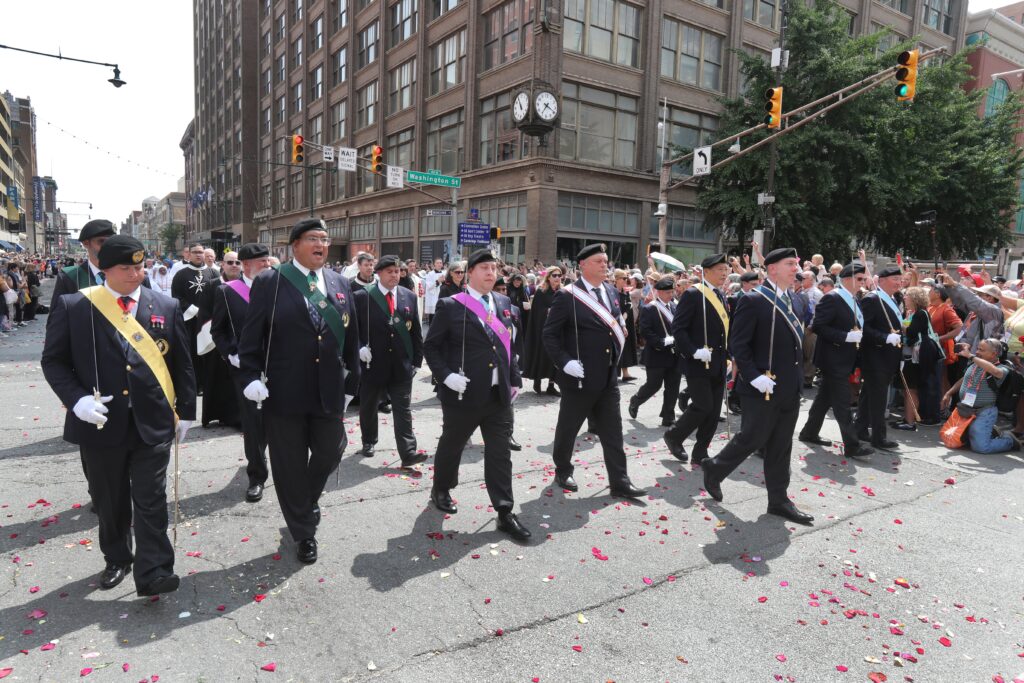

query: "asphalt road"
(1, 278), (1022, 682)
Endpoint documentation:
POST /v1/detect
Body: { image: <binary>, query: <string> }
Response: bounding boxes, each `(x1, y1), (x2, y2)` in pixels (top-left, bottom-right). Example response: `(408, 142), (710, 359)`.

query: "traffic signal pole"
(762, 0), (790, 254)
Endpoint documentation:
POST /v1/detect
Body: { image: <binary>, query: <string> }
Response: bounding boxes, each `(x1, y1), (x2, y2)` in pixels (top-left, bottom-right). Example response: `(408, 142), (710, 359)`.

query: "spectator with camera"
(941, 339), (1018, 454)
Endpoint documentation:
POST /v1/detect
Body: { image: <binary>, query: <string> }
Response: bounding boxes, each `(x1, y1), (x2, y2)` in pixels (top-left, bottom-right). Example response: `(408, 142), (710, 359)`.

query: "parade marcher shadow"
(0, 435), (78, 461)
(700, 504), (792, 577)
(798, 443), (904, 491)
(939, 449), (1024, 475)
(649, 458), (704, 513)
(0, 548), (299, 662)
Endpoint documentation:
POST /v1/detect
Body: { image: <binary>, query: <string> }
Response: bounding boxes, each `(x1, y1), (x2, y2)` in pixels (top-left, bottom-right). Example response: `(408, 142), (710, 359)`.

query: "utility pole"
(656, 97), (669, 254)
(762, 0), (790, 254)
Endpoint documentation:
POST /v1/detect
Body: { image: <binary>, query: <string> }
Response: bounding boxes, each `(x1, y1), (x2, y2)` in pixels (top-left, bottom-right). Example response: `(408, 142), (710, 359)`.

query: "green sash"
(63, 264), (95, 290)
(276, 262), (347, 355)
(368, 285), (414, 361)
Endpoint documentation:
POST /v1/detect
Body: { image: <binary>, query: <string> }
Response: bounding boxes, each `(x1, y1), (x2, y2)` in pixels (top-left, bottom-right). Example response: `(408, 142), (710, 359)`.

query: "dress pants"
(801, 372), (861, 447)
(80, 421), (174, 588)
(231, 373), (268, 486)
(359, 373), (416, 459)
(802, 330), (817, 383)
(433, 387), (514, 512)
(263, 412), (346, 541)
(666, 373), (725, 456)
(551, 376), (629, 487)
(633, 365), (682, 421)
(856, 370), (893, 444)
(702, 392), (799, 506)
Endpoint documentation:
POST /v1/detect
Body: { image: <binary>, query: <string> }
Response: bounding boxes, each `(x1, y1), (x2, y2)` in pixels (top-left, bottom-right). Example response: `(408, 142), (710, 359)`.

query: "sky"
(1, 0), (1009, 240)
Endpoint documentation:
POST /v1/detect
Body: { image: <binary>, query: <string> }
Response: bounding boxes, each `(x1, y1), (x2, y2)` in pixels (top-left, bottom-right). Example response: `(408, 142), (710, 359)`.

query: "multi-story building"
(4, 92), (38, 252)
(179, 119), (198, 242)
(195, 0), (967, 266)
(152, 191), (188, 255)
(0, 93), (22, 248)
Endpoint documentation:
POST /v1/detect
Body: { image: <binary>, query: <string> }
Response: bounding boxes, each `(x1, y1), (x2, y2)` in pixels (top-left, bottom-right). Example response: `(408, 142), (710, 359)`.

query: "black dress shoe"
(660, 418), (674, 427)
(245, 482), (264, 503)
(847, 444), (875, 458)
(856, 430), (871, 442)
(610, 481), (646, 499)
(545, 385), (561, 397)
(401, 452), (428, 468)
(359, 443), (376, 458)
(297, 538), (318, 564)
(767, 502), (814, 525)
(496, 512), (532, 541)
(379, 402), (392, 414)
(554, 474), (578, 492)
(703, 469), (723, 502)
(509, 436), (522, 451)
(100, 563), (131, 590)
(891, 422), (917, 431)
(431, 488), (458, 514)
(873, 439), (900, 451)
(620, 376), (637, 383)
(313, 506), (321, 524)
(663, 433), (688, 462)
(798, 433), (832, 447)
(137, 574), (180, 596)
(691, 451), (708, 467)
(627, 398), (639, 419)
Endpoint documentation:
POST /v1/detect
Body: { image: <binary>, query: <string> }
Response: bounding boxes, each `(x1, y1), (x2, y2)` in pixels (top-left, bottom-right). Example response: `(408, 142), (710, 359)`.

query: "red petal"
(758, 596), (769, 603)
(80, 668), (93, 677)
(253, 594), (267, 603)
(867, 673), (887, 683)
(40, 643), (55, 651)
(939, 636), (952, 647)
(0, 670), (12, 680)
(835, 665), (848, 672)
(216, 605), (226, 611)
(260, 663), (276, 672)
(775, 654), (787, 662)
(122, 664), (130, 672)
(571, 645), (583, 652)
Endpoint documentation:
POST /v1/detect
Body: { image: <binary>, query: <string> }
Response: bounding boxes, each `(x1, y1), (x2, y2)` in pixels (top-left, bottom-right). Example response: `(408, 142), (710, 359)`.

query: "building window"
(429, 30), (466, 95)
(382, 209), (415, 238)
(557, 192), (640, 243)
(483, 0), (534, 70)
(427, 109), (464, 174)
(358, 22), (380, 68)
(331, 100), (347, 141)
(743, 0), (776, 28)
(262, 30), (271, 58)
(876, 0), (909, 13)
(356, 81), (378, 129)
(871, 23), (903, 54)
(293, 0), (304, 22)
(277, 136), (289, 163)
(358, 0), (373, 10)
(261, 107), (272, 135)
(985, 78), (1010, 117)
(475, 192), (527, 231)
(389, 59), (416, 113)
(559, 82), (637, 169)
(351, 213), (378, 238)
(275, 13), (286, 41)
(309, 114), (323, 144)
(292, 36), (304, 69)
(657, 107), (718, 166)
(262, 67), (272, 95)
(660, 19), (723, 91)
(1015, 170), (1024, 234)
(293, 81), (304, 113)
(389, 0), (418, 47)
(275, 178), (287, 211)
(430, 0), (459, 19)
(290, 173), (304, 210)
(479, 93), (528, 166)
(333, 0), (349, 31)
(310, 65), (324, 101)
(261, 183), (272, 211)
(276, 53), (286, 83)
(563, 0), (642, 68)
(312, 15), (324, 51)
(387, 128), (415, 170)
(647, 205), (715, 242)
(333, 46), (348, 86)
(276, 95), (286, 125)
(421, 207), (452, 235)
(922, 0), (953, 34)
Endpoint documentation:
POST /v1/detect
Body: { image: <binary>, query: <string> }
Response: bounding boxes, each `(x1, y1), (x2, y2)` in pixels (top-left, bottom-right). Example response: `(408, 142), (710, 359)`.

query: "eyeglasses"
(224, 260), (240, 265)
(549, 273), (562, 278)
(451, 270), (464, 274)
(302, 236), (331, 245)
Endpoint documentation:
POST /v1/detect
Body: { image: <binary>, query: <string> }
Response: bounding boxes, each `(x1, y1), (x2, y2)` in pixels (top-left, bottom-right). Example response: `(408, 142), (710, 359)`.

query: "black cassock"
(522, 287), (559, 382)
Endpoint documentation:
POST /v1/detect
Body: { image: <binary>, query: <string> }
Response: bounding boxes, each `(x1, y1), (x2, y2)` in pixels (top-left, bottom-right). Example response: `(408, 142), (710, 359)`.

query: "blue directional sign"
(458, 222), (491, 245)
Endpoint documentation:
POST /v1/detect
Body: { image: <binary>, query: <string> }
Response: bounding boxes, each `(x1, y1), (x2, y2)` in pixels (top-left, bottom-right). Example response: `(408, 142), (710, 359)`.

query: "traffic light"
(291, 134), (304, 164)
(764, 87), (783, 128)
(489, 226), (501, 240)
(370, 145), (384, 174)
(895, 49), (919, 101)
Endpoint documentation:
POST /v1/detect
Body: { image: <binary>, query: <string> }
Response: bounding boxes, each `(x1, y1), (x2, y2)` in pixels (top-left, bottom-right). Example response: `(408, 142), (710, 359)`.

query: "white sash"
(570, 284), (626, 354)
(653, 299), (675, 324)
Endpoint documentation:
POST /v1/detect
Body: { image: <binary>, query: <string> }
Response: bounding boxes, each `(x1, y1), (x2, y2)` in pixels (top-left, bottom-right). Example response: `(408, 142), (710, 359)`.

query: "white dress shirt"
(467, 285), (499, 386)
(292, 261), (327, 295)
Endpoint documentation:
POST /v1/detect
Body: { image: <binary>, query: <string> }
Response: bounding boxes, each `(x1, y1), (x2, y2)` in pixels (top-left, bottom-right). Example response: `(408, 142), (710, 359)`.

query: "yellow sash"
(697, 283), (729, 339)
(81, 286), (177, 418)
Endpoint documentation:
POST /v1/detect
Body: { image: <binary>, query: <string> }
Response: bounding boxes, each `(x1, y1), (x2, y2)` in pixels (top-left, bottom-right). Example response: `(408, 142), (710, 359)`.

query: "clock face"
(534, 91), (559, 122)
(512, 92), (530, 123)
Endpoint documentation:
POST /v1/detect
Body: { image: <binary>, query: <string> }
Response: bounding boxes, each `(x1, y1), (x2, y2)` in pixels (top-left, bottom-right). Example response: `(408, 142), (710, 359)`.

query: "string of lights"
(39, 118), (178, 178)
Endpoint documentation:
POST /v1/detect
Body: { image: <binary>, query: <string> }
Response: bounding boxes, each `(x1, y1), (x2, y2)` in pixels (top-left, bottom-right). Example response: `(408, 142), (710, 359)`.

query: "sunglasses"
(224, 260), (240, 265)
(452, 270), (464, 274)
(549, 273), (562, 278)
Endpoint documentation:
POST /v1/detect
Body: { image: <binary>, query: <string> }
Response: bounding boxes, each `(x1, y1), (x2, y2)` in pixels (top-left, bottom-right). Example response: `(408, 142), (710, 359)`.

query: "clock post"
(510, 81), (559, 147)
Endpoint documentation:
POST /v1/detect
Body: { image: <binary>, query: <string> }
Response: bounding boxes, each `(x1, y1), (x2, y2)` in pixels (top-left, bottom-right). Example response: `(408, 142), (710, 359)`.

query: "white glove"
(183, 304), (200, 321)
(73, 394), (112, 426)
(176, 420), (192, 442)
(228, 353), (240, 368)
(344, 394), (355, 411)
(845, 330), (863, 344)
(663, 336), (675, 347)
(444, 373), (470, 393)
(563, 360), (586, 379)
(750, 374), (776, 395)
(243, 379), (269, 402)
(359, 346), (373, 363)
(886, 332), (902, 347)
(693, 347), (712, 363)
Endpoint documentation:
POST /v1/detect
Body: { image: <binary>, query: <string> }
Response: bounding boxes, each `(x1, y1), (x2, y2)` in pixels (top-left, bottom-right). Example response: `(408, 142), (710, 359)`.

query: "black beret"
(763, 247), (798, 265)
(79, 219), (115, 242)
(495, 277), (507, 287)
(374, 255), (401, 272)
(839, 263), (866, 279)
(576, 242), (607, 262)
(238, 243), (269, 261)
(877, 264), (902, 278)
(288, 217), (326, 243)
(740, 271), (761, 283)
(98, 235), (146, 270)
(701, 253), (727, 269)
(654, 276), (675, 291)
(466, 248), (496, 269)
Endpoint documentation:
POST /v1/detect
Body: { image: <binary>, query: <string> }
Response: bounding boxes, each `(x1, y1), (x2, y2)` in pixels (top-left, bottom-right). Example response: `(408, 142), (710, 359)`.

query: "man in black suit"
(855, 264), (904, 451)
(423, 249), (530, 541)
(664, 253), (731, 465)
(798, 263), (875, 458)
(542, 243), (645, 499)
(629, 277), (682, 427)
(211, 243), (273, 503)
(701, 247), (814, 525)
(41, 235), (197, 595)
(352, 254), (426, 466)
(495, 277), (524, 451)
(238, 218), (360, 564)
(50, 219), (116, 306)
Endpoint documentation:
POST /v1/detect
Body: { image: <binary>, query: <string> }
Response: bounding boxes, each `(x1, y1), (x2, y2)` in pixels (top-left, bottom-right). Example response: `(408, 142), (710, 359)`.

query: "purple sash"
(452, 292), (512, 365)
(225, 279), (250, 303)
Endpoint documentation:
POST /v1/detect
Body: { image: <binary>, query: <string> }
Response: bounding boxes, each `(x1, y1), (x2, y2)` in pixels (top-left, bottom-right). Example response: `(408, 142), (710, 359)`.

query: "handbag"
(940, 405), (976, 449)
(3, 288), (17, 305)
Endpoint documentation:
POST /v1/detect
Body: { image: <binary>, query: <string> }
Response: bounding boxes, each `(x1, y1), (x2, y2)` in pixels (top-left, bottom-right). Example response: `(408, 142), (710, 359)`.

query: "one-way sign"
(693, 146), (712, 176)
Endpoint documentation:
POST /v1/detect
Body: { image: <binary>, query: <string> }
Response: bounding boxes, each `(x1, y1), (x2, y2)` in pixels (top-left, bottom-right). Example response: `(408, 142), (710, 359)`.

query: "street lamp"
(0, 43), (126, 88)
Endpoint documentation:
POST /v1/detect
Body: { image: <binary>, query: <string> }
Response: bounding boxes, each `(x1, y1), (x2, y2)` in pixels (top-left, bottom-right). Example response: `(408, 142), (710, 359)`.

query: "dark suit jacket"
(423, 292), (521, 406)
(729, 284), (804, 400)
(542, 280), (625, 392)
(638, 302), (678, 369)
(41, 287), (197, 447)
(510, 304), (525, 372)
(211, 282), (250, 360)
(352, 284), (423, 385)
(238, 265), (361, 415)
(859, 292), (903, 375)
(810, 290), (860, 374)
(50, 264), (151, 308)
(171, 266), (220, 325)
(673, 286), (729, 378)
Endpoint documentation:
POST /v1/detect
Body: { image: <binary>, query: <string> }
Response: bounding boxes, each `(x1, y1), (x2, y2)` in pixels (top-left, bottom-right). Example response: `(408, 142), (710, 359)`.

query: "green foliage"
(694, 0), (1023, 260)
(160, 223), (182, 254)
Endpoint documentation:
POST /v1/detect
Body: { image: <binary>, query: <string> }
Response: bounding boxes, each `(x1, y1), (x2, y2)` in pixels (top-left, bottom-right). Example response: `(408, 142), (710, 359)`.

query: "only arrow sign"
(693, 146), (712, 176)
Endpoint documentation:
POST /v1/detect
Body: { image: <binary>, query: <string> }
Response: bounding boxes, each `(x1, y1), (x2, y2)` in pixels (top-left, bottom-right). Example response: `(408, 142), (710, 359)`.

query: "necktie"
(118, 296), (135, 315)
(96, 271), (105, 284)
(386, 290), (395, 315)
(481, 293), (491, 309)
(307, 272), (323, 328)
(591, 287), (608, 311)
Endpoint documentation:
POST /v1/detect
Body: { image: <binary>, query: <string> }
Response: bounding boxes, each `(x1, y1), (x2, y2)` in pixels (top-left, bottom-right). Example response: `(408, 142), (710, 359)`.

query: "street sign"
(387, 165), (404, 189)
(693, 146), (712, 176)
(337, 147), (357, 172)
(425, 208), (454, 217)
(407, 169), (462, 188)
(322, 145), (335, 162)
(757, 192), (775, 205)
(458, 222), (491, 245)
(469, 208), (480, 221)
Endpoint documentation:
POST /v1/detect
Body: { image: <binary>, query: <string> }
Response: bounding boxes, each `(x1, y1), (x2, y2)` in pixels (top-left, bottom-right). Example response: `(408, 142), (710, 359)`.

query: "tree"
(160, 224), (182, 255)
(693, 0), (1023, 260)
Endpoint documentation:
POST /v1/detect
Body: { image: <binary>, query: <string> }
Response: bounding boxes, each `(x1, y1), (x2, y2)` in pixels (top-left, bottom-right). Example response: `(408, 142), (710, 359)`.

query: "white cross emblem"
(187, 273), (205, 295)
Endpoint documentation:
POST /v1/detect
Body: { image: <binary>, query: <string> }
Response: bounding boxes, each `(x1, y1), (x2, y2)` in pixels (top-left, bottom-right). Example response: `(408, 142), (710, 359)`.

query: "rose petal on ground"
(260, 663), (276, 672)
(253, 594), (267, 603)
(571, 645), (583, 652)
(835, 665), (848, 672)
(775, 654), (787, 662)
(40, 643), (55, 651)
(867, 673), (887, 683)
(758, 596), (769, 603)
(0, 670), (12, 680)
(939, 636), (952, 647)
(642, 577), (653, 585)
(28, 608), (47, 619)
(80, 669), (92, 677)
